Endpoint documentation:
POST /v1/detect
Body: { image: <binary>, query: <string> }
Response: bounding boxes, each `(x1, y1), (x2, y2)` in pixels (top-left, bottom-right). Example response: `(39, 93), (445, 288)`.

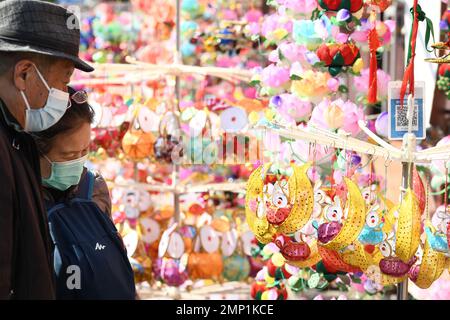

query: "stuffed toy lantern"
(157, 223), (188, 286)
(187, 224), (224, 281)
(221, 229), (251, 281)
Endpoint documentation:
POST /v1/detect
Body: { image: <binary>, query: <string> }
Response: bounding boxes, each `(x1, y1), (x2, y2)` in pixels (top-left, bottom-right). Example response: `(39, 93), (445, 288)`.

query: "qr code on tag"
(395, 103), (418, 131)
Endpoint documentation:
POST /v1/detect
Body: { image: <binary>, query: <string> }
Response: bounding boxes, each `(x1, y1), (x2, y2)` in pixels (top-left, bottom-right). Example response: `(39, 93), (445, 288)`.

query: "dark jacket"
(43, 168), (112, 218)
(0, 99), (55, 300)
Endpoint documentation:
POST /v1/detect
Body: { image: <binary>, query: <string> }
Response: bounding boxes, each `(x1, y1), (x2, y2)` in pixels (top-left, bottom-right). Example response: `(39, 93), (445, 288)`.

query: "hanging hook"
(384, 154), (393, 168)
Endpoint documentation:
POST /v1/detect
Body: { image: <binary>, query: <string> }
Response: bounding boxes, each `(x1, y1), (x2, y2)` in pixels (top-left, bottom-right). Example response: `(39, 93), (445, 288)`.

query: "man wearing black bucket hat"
(0, 0), (93, 299)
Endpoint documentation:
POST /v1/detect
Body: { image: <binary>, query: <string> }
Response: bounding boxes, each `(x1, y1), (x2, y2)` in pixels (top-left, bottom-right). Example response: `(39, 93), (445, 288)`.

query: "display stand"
(257, 94), (450, 300)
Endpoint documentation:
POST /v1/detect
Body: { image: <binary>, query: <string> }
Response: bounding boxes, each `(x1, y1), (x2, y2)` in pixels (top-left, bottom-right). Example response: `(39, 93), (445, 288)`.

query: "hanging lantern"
(318, 0), (363, 13)
(122, 130), (155, 160)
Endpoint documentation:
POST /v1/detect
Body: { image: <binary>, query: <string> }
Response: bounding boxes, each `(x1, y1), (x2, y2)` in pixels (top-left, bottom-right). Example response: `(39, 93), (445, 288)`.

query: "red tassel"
(400, 0), (419, 108)
(368, 27), (380, 104)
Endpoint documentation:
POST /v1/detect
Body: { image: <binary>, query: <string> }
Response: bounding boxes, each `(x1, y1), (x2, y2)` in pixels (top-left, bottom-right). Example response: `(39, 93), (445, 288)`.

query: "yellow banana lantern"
(245, 163), (314, 243)
(395, 189), (421, 263)
(246, 164), (277, 243)
(322, 177), (366, 251)
(277, 163), (314, 235)
(364, 248), (407, 286)
(341, 242), (371, 271)
(409, 238), (447, 289)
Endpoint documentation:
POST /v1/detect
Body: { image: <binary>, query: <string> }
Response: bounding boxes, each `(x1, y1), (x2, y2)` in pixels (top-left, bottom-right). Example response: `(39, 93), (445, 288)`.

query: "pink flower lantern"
(354, 68), (391, 100)
(276, 0), (318, 14)
(432, 136), (450, 175)
(261, 64), (291, 88)
(309, 98), (365, 136)
(270, 93), (312, 124)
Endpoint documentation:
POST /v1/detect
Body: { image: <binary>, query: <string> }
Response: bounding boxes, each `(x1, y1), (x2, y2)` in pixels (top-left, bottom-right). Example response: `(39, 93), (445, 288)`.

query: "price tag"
(388, 81), (425, 140)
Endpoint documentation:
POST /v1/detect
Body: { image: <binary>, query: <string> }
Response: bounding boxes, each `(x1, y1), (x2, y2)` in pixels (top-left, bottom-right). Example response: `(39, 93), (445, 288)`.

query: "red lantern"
(318, 0), (363, 13)
(251, 282), (267, 299)
(316, 43), (360, 76)
(439, 64), (450, 78)
(318, 245), (361, 273)
(368, 0), (392, 12)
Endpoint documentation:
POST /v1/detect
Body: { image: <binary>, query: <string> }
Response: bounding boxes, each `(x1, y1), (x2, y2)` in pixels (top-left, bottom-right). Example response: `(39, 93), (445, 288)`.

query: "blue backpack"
(46, 171), (136, 300)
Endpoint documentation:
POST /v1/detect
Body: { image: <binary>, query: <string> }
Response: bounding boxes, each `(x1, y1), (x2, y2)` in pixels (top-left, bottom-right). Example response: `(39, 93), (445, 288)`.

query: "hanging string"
(445, 166), (448, 217)
(384, 159), (388, 214)
(425, 173), (431, 221)
(406, 4), (436, 63)
(400, 0), (419, 109)
(407, 162), (413, 190)
(368, 156), (374, 204)
(399, 1), (435, 110)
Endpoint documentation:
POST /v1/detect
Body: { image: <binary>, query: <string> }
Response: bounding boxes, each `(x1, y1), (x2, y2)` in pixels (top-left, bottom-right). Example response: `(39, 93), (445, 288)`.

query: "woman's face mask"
(42, 154), (88, 191)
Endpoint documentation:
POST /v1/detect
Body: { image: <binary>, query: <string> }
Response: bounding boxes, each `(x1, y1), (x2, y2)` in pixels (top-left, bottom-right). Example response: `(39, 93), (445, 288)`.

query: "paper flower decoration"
(352, 19), (395, 47)
(354, 68), (391, 101)
(181, 0), (201, 16)
(261, 13), (293, 43)
(293, 16), (333, 50)
(431, 135), (450, 175)
(245, 9), (263, 23)
(316, 42), (361, 76)
(278, 42), (308, 63)
(270, 94), (312, 124)
(261, 64), (291, 88)
(374, 112), (388, 138)
(275, 0), (318, 15)
(309, 98), (365, 136)
(291, 70), (332, 103)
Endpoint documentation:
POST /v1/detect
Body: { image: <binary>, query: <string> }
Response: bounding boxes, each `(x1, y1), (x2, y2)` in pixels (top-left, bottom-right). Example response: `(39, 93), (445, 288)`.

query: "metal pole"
(173, 0), (182, 226)
(397, 132), (416, 300)
(397, 162), (412, 300)
(166, 0), (182, 300)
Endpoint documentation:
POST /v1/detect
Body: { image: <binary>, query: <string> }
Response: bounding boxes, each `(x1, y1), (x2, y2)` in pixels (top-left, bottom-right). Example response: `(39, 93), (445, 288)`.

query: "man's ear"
(13, 60), (35, 91)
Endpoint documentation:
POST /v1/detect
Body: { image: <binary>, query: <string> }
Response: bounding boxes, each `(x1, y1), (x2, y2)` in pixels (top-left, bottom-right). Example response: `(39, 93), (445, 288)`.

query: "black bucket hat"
(0, 0), (94, 72)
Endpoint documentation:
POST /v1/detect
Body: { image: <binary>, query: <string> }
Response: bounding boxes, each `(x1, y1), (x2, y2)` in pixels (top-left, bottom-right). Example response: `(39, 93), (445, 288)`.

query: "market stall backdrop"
(58, 0), (450, 300)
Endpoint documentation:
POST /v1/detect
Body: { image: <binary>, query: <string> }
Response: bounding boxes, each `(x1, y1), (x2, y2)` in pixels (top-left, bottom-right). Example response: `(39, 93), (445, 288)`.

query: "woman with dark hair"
(33, 87), (110, 215)
(33, 87), (136, 300)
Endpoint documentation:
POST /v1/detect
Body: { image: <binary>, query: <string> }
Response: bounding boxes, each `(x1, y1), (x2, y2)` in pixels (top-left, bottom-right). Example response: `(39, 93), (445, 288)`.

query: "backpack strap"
(76, 170), (95, 200)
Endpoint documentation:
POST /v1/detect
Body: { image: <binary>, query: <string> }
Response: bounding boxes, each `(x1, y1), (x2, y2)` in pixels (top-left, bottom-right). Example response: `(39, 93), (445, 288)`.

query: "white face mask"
(20, 65), (69, 132)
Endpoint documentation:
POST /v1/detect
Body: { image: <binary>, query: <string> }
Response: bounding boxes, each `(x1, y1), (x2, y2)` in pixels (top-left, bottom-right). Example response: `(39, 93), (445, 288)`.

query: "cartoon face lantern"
(318, 196), (344, 244)
(245, 163), (314, 244)
(122, 189), (141, 220)
(358, 205), (384, 245)
(140, 217), (161, 245)
(158, 223), (186, 260)
(263, 177), (293, 225)
(426, 206), (450, 253)
(187, 224), (224, 280)
(361, 185), (378, 207)
(378, 254), (418, 278)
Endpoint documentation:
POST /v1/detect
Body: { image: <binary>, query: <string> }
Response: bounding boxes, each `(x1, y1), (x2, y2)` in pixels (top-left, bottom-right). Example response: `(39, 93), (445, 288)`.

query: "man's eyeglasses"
(67, 90), (88, 109)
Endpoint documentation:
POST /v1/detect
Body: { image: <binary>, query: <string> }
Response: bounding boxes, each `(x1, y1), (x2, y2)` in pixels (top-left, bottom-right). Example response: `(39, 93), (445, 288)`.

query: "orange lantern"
(211, 218), (231, 233)
(187, 252), (224, 281)
(122, 130), (155, 160)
